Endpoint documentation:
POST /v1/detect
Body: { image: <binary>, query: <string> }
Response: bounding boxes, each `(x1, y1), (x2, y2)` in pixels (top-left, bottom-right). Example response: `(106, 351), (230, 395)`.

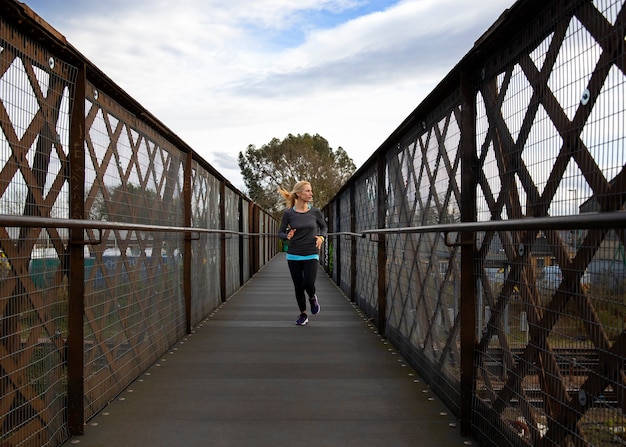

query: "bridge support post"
(376, 152), (387, 335)
(460, 70), (478, 436)
(68, 62), (86, 435)
(350, 183), (357, 302)
(220, 181), (226, 302)
(183, 151), (192, 334)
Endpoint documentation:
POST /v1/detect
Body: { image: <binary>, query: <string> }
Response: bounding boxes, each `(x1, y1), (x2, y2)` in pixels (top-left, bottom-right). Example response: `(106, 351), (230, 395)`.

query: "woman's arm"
(315, 209), (328, 249)
(277, 210), (291, 240)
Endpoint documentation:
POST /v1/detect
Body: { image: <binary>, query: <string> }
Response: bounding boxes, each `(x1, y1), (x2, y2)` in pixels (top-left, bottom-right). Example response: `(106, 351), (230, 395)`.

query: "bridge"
(2, 1), (626, 446)
(63, 254), (469, 446)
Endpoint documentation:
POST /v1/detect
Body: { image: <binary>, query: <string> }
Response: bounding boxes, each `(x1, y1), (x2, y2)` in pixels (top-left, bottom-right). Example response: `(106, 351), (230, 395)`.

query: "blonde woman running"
(278, 181), (327, 325)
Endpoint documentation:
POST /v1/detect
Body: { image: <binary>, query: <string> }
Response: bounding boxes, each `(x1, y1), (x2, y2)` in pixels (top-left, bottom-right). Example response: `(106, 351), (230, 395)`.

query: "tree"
(238, 133), (356, 217)
(94, 183), (163, 225)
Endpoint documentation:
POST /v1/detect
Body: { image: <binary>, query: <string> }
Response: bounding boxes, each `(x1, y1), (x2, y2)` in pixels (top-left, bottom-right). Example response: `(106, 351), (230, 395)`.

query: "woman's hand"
(287, 228), (296, 240)
(315, 236), (324, 249)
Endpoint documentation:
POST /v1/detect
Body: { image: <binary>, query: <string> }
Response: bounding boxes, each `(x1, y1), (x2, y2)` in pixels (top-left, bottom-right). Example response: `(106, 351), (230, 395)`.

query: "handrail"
(16, 211), (623, 241)
(0, 214), (275, 237)
(328, 211), (626, 238)
(326, 231), (367, 238)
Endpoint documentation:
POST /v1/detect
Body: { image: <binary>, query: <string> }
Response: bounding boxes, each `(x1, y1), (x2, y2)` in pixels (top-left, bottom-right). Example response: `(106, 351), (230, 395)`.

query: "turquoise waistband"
(286, 254), (319, 261)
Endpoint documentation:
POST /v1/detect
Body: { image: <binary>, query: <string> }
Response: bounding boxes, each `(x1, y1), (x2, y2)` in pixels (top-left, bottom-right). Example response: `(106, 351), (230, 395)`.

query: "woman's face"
(298, 184), (313, 202)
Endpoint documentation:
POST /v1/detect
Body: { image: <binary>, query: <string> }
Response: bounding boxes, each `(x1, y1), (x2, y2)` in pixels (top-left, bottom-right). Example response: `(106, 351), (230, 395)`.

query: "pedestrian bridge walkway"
(66, 253), (471, 447)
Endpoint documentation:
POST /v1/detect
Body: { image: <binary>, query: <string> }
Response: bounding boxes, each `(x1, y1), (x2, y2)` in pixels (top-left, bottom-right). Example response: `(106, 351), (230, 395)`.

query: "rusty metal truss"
(0, 4), (277, 446)
(324, 1), (626, 446)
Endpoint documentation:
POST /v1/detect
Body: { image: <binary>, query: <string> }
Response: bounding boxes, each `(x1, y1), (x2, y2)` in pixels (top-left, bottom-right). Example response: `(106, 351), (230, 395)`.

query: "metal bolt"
(578, 389), (587, 406)
(581, 89), (590, 105)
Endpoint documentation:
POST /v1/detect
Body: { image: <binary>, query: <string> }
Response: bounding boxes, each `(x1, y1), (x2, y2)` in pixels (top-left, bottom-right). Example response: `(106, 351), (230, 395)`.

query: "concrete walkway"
(66, 253), (474, 447)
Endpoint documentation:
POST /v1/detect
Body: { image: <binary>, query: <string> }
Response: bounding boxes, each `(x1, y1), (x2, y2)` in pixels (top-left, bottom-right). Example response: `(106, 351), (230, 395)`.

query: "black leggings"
(287, 259), (318, 312)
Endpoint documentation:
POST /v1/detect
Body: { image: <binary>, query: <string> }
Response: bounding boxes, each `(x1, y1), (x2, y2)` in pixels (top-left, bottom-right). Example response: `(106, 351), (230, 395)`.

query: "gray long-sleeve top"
(278, 207), (328, 258)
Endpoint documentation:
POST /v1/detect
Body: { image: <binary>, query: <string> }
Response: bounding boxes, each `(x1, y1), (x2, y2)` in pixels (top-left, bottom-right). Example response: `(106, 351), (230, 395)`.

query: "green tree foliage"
(238, 133), (356, 217)
(93, 183), (163, 225)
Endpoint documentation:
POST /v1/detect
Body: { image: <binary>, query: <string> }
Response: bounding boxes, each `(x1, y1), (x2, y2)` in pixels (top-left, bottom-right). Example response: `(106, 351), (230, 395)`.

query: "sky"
(22, 0), (517, 190)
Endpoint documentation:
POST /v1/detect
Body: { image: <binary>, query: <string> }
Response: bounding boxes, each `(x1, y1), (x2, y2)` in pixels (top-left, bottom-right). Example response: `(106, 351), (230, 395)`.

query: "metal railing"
(322, 1), (626, 446)
(4, 0), (626, 446)
(0, 4), (277, 446)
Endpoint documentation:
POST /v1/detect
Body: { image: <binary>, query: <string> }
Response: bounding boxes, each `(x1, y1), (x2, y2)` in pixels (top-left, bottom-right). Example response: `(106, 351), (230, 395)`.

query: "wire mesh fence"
(323, 1), (626, 446)
(82, 83), (189, 419)
(0, 7), (278, 447)
(0, 18), (76, 446)
(353, 167), (379, 317)
(3, 0), (626, 446)
(472, 2), (626, 445)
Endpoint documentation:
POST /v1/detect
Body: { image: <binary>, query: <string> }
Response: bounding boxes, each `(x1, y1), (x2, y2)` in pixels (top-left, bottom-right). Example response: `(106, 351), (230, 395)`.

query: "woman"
(278, 181), (328, 325)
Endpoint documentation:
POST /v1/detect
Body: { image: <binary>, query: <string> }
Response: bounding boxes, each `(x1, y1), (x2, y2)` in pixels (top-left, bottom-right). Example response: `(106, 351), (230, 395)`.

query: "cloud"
(211, 151), (240, 171)
(23, 0), (516, 187)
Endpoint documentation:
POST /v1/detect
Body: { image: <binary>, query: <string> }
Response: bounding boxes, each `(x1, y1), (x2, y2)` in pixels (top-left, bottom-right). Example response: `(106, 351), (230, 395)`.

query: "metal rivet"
(581, 89), (590, 106)
(93, 89), (99, 100)
(578, 389), (587, 406)
(48, 57), (55, 69)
